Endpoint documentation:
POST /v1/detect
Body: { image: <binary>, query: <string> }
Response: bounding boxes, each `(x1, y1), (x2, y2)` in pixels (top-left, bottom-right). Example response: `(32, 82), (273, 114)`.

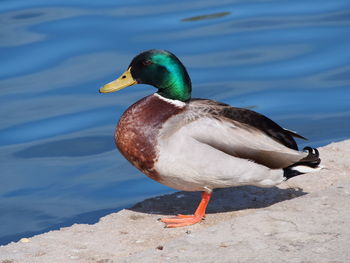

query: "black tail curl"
(296, 147), (321, 168)
(283, 147), (321, 180)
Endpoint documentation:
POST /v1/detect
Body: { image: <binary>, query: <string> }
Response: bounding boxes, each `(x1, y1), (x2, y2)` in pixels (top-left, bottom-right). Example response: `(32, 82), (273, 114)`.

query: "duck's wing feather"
(179, 99), (308, 169)
(189, 99), (306, 150)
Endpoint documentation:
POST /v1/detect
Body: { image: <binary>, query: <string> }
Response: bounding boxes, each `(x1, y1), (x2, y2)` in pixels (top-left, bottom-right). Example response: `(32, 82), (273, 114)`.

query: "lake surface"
(1, 0), (350, 245)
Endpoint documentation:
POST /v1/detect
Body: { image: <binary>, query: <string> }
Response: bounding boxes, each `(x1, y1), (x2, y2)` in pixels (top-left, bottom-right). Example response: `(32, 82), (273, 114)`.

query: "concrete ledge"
(1, 140), (349, 263)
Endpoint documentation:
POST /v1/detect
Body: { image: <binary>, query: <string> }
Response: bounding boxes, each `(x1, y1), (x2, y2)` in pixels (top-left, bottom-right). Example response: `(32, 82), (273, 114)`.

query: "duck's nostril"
(122, 75), (126, 79)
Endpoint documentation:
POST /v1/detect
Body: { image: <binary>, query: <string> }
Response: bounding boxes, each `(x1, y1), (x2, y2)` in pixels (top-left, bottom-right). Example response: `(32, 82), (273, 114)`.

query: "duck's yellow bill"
(99, 68), (137, 93)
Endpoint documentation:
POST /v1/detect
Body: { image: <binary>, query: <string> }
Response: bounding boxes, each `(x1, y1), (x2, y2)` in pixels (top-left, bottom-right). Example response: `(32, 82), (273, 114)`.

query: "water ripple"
(14, 136), (115, 158)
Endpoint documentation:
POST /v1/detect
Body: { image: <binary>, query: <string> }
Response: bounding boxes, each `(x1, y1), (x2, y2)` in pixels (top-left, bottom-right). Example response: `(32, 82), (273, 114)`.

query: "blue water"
(1, 0), (350, 245)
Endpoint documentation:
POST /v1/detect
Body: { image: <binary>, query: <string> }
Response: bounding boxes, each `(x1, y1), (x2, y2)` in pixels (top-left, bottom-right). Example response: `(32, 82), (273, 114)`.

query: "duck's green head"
(99, 50), (192, 102)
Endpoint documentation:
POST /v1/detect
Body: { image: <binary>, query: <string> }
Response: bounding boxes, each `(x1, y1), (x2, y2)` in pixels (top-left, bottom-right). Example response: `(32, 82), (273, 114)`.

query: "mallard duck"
(99, 50), (321, 228)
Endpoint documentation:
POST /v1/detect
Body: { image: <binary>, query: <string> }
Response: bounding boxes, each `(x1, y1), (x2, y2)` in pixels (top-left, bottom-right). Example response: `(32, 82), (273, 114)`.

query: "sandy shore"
(1, 140), (349, 263)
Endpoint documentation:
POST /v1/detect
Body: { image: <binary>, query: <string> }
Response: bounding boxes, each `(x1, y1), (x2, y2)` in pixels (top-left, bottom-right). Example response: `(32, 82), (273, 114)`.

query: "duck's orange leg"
(160, 191), (212, 228)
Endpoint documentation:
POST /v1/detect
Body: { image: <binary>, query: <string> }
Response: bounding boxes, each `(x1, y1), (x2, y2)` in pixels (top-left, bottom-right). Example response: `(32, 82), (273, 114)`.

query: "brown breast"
(115, 94), (185, 182)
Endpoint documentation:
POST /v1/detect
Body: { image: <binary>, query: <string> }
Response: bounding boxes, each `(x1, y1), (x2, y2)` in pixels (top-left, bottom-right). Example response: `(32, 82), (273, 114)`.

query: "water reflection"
(182, 11), (230, 22)
(14, 136), (115, 158)
(0, 51), (130, 92)
(139, 7), (350, 41)
(0, 7), (87, 47)
(184, 45), (310, 68)
(13, 12), (43, 20)
(323, 66), (350, 81)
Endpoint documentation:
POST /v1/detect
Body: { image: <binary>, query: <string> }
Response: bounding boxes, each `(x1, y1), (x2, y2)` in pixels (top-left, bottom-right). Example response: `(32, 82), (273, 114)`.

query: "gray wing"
(189, 99), (306, 150)
(183, 99), (308, 169)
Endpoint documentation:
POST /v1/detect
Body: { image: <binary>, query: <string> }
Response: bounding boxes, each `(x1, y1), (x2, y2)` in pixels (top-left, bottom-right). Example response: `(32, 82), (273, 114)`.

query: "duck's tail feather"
(284, 147), (322, 180)
(283, 128), (308, 140)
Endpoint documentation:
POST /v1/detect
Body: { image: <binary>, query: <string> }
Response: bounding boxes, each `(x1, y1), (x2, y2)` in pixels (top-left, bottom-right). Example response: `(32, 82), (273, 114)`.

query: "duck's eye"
(142, 60), (152, 66)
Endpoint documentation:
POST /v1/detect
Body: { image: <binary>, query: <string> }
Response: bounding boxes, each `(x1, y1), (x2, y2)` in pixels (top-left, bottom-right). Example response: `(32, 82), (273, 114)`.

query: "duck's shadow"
(129, 185), (306, 215)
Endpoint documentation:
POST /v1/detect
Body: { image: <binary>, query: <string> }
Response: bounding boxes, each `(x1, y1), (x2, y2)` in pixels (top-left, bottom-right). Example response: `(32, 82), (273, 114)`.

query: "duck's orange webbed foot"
(160, 192), (212, 228)
(160, 214), (204, 228)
